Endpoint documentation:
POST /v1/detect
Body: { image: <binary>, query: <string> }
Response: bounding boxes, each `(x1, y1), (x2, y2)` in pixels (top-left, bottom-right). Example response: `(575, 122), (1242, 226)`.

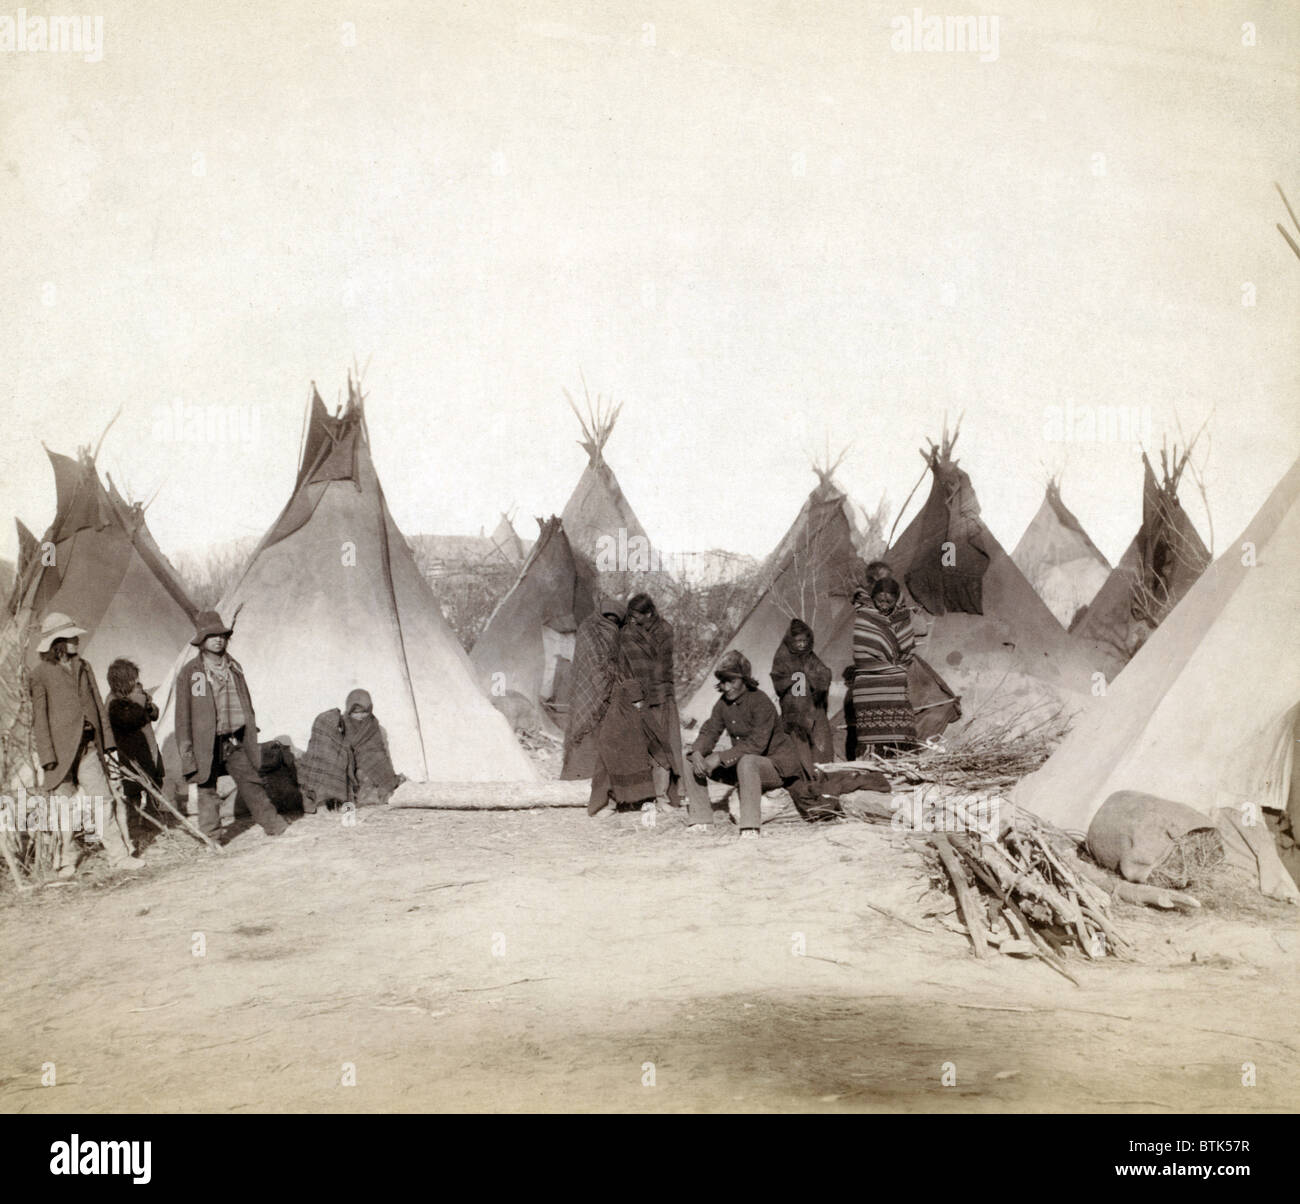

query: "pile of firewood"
(922, 812), (1134, 986)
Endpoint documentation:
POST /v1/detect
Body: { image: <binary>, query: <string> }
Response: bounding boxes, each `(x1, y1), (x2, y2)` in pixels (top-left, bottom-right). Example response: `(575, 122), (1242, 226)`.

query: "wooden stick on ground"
(931, 833), (988, 959)
(865, 900), (933, 934)
(117, 764), (223, 854)
(954, 842), (1081, 987)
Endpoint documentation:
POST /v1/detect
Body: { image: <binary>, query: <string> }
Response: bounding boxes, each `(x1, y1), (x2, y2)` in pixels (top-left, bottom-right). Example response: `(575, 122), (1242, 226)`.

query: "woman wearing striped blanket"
(850, 576), (917, 756)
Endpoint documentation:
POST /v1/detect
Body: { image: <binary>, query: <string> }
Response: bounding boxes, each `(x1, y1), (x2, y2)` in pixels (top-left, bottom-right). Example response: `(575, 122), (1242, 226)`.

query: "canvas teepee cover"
(1016, 456), (1300, 901)
(1070, 451), (1209, 677)
(11, 447), (198, 694)
(881, 427), (1102, 737)
(488, 512), (526, 569)
(156, 383), (537, 783)
(470, 517), (597, 733)
(559, 386), (653, 578)
(1011, 479), (1111, 629)
(681, 464), (962, 746)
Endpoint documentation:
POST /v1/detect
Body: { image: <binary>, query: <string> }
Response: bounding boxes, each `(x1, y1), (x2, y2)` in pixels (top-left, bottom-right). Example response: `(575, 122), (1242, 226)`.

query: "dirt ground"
(1, 802), (1297, 1114)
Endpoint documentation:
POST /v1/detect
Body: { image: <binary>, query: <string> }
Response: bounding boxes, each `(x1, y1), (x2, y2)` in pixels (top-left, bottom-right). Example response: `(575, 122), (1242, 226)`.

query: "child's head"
(107, 658), (140, 695)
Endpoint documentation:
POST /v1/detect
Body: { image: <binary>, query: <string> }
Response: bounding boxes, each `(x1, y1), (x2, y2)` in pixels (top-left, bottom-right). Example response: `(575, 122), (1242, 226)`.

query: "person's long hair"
(39, 637), (76, 664)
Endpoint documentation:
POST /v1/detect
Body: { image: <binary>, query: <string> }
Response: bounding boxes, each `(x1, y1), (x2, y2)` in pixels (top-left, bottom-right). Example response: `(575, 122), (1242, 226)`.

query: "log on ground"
(389, 779), (592, 810)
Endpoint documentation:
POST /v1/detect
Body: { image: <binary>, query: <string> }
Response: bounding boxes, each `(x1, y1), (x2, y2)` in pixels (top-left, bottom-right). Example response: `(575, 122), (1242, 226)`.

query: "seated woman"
(685, 651), (808, 839)
(299, 689), (403, 812)
(770, 618), (833, 765)
(850, 577), (917, 756)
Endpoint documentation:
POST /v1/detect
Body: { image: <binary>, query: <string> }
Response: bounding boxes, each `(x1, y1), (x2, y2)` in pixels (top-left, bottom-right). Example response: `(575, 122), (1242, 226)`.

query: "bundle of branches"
(908, 804), (1136, 986)
(0, 755), (221, 892)
(846, 718), (1062, 793)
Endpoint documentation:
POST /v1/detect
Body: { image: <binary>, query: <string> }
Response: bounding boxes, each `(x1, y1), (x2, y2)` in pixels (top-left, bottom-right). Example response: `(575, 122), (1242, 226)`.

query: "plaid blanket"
(298, 708), (349, 805)
(620, 615), (674, 705)
(567, 612), (622, 746)
(298, 706), (399, 806)
(346, 714), (398, 792)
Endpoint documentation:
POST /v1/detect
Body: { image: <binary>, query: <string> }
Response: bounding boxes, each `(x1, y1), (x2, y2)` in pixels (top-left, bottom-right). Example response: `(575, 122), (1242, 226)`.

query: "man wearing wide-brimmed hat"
(684, 650), (809, 839)
(173, 610), (289, 841)
(29, 612), (142, 876)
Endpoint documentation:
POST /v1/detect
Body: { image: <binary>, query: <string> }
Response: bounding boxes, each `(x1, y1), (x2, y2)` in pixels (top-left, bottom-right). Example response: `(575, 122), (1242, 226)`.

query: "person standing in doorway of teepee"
(29, 612), (142, 877)
(174, 611), (292, 842)
(620, 593), (688, 813)
(850, 577), (917, 756)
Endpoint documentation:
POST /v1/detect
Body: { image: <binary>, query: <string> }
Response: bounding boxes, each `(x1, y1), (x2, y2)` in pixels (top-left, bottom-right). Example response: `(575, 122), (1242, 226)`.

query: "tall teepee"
(1011, 478), (1111, 629)
(681, 456), (962, 746)
(1016, 455), (1300, 901)
(8, 444), (199, 694)
(470, 516), (598, 734)
(559, 381), (653, 577)
(154, 380), (537, 783)
(881, 423), (1103, 738)
(1070, 447), (1210, 678)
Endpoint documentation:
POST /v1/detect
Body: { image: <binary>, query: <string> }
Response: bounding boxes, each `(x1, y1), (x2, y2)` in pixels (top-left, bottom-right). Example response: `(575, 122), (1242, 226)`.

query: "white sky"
(1, 0), (1297, 570)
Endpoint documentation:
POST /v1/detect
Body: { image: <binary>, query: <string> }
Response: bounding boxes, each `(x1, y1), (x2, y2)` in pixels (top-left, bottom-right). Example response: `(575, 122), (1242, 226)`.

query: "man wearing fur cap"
(685, 650), (809, 839)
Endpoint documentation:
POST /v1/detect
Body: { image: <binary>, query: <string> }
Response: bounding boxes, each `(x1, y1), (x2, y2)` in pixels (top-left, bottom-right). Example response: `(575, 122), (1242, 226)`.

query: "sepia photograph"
(0, 0), (1296, 1163)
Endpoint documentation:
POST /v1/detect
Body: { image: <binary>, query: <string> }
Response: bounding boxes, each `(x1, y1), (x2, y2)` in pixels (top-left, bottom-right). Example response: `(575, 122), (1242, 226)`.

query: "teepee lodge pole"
(1276, 182), (1300, 261)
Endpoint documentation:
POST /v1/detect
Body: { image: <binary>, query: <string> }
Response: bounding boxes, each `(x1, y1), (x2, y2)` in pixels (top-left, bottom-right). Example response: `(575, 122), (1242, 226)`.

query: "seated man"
(299, 689), (404, 813)
(685, 651), (808, 839)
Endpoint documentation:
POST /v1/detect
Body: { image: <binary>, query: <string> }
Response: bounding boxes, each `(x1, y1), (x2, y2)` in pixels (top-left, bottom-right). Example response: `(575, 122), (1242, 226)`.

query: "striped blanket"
(851, 604), (917, 747)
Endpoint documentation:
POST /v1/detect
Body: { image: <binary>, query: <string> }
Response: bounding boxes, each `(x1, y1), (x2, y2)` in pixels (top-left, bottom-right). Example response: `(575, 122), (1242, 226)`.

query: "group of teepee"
(1016, 454), (1300, 901)
(4, 440), (199, 699)
(684, 423), (1104, 747)
(469, 383), (656, 735)
(4, 366), (1297, 902)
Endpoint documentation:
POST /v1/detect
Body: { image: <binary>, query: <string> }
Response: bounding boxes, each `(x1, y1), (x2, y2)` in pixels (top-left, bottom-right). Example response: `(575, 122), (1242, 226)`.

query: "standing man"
(685, 651), (809, 839)
(29, 612), (141, 876)
(174, 611), (290, 841)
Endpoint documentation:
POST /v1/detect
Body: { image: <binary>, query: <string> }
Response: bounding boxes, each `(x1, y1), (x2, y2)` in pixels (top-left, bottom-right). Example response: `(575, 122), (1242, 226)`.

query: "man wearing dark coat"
(770, 617), (834, 765)
(174, 610), (289, 840)
(29, 611), (140, 876)
(685, 650), (809, 839)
